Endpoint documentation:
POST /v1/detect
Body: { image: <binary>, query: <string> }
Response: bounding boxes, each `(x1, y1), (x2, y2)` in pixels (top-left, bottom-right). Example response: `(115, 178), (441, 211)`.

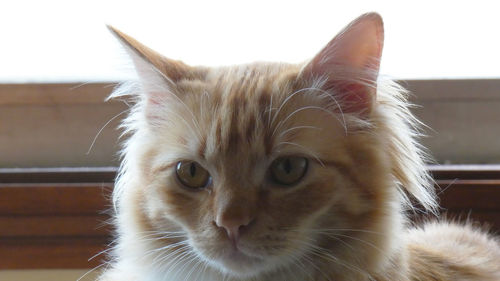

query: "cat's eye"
(270, 156), (308, 186)
(176, 161), (211, 189)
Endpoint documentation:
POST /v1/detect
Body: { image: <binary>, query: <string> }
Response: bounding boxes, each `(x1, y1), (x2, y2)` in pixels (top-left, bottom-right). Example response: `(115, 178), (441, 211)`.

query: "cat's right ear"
(107, 26), (201, 101)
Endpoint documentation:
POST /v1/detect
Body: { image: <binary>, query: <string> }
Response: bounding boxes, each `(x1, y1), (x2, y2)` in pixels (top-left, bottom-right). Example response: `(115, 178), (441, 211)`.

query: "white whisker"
(271, 87), (312, 126)
(331, 233), (386, 256)
(272, 105), (345, 139)
(274, 141), (324, 167)
(275, 125), (321, 140)
(302, 86), (347, 135)
(87, 109), (129, 155)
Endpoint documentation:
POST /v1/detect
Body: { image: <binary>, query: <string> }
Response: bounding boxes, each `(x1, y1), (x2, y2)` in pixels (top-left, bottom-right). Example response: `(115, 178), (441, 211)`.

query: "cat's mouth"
(195, 240), (275, 278)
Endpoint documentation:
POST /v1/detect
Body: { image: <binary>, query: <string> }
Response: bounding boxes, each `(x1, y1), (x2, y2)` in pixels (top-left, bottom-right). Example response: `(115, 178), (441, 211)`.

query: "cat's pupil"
(190, 163), (196, 177)
(284, 159), (292, 174)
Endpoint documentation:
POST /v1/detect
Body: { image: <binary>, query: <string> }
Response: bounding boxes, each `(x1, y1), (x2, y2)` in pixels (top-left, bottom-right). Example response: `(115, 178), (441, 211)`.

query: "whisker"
(285, 227), (385, 236)
(77, 262), (109, 281)
(275, 125), (321, 140)
(162, 249), (194, 277)
(274, 141), (325, 167)
(315, 229), (385, 236)
(158, 109), (202, 143)
(282, 247), (320, 281)
(69, 82), (92, 90)
(300, 254), (331, 281)
(88, 245), (115, 262)
(292, 238), (369, 279)
(197, 259), (210, 281)
(272, 105), (344, 139)
(331, 233), (386, 256)
(271, 87), (347, 135)
(304, 232), (355, 252)
(154, 78), (205, 142)
(181, 254), (201, 281)
(185, 258), (202, 281)
(271, 88), (315, 126)
(87, 109), (129, 155)
(303, 87), (347, 135)
(148, 241), (190, 255)
(268, 93), (273, 127)
(306, 246), (366, 277)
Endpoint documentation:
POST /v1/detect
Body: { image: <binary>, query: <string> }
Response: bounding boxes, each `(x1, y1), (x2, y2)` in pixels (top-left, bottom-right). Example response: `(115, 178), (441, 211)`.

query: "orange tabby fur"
(98, 13), (500, 281)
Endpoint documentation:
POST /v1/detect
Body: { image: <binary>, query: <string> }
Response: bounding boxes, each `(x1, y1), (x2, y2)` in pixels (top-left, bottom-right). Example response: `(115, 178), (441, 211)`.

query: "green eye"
(270, 156), (308, 186)
(176, 161), (211, 189)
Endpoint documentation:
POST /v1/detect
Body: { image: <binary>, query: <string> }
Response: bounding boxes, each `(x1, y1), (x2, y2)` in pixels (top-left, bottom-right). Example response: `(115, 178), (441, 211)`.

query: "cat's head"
(110, 13), (436, 278)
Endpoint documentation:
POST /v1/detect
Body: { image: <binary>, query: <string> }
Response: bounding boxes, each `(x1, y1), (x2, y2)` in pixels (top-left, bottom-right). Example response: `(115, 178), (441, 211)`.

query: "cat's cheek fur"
(324, 135), (403, 274)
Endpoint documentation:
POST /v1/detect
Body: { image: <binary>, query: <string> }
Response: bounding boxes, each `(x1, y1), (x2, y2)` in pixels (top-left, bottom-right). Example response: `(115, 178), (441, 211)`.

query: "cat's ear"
(108, 26), (202, 101)
(302, 13), (384, 115)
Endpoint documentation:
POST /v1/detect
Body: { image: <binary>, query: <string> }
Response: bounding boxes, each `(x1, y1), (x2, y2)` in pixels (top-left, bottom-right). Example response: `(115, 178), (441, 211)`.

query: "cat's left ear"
(108, 26), (204, 101)
(302, 13), (384, 115)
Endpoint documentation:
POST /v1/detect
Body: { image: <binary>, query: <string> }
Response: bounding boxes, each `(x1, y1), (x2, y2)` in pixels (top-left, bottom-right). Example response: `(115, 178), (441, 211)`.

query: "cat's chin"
(206, 246), (275, 278)
(216, 249), (267, 277)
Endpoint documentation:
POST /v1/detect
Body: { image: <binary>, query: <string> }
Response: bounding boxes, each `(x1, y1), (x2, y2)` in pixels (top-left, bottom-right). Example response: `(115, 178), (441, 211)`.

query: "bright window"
(1, 0), (499, 82)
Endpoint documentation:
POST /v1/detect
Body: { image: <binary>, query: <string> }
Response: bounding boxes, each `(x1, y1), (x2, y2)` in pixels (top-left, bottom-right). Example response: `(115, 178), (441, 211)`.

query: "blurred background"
(0, 1), (499, 280)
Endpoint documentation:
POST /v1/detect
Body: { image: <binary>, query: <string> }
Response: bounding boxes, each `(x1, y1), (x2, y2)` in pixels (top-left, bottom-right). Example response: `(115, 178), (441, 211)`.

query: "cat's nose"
(214, 215), (255, 243)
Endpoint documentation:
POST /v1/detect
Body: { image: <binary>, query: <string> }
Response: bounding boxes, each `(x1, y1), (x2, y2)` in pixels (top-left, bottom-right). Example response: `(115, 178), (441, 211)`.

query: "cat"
(98, 13), (500, 281)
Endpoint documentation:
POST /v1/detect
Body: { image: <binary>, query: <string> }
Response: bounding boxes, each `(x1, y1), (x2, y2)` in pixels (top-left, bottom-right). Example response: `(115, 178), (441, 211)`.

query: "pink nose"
(215, 215), (254, 243)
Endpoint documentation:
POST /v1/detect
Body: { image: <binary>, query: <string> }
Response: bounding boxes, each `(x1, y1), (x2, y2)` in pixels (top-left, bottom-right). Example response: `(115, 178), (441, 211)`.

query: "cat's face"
(134, 63), (389, 277)
(110, 13), (434, 279)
